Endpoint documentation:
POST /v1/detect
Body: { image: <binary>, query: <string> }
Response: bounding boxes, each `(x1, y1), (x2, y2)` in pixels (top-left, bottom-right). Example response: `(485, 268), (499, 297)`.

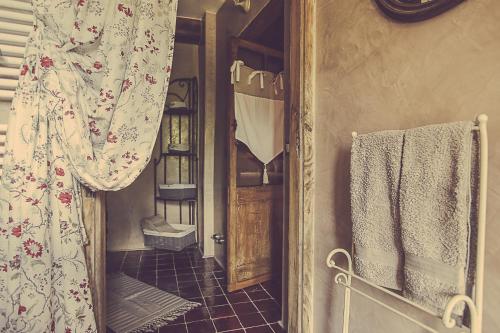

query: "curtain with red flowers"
(0, 0), (177, 332)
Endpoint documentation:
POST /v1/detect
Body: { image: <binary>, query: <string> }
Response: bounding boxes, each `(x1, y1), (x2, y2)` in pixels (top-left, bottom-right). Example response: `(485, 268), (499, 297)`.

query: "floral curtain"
(0, 0), (177, 332)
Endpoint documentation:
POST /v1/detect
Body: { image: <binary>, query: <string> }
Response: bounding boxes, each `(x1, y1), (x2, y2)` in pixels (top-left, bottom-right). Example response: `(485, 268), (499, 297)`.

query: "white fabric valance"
(232, 62), (284, 184)
(235, 92), (284, 165)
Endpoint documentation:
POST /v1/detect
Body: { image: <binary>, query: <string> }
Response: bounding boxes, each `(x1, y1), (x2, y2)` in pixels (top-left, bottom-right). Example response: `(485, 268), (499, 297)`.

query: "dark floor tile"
(177, 273), (198, 282)
(203, 295), (228, 307)
(179, 287), (202, 299)
(200, 286), (224, 297)
(107, 246), (283, 333)
(122, 261), (141, 267)
(231, 302), (258, 316)
(245, 325), (274, 333)
(270, 322), (286, 333)
(185, 306), (211, 323)
(247, 290), (272, 301)
(177, 267), (195, 274)
(186, 319), (216, 333)
(261, 281), (281, 301)
(157, 269), (176, 278)
(175, 262), (192, 269)
(197, 279), (219, 288)
(237, 312), (266, 328)
(260, 309), (281, 324)
(157, 263), (175, 270)
(244, 285), (264, 293)
(253, 299), (280, 313)
(137, 271), (156, 278)
(122, 270), (139, 278)
(207, 304), (235, 319)
(157, 281), (178, 292)
(213, 316), (242, 332)
(196, 272), (214, 280)
(226, 291), (250, 304)
(141, 259), (157, 266)
(178, 280), (199, 289)
(137, 276), (156, 285)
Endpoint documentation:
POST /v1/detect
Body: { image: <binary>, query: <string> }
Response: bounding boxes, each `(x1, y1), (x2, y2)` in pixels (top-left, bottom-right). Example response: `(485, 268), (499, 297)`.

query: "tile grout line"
(190, 251), (215, 332)
(240, 286), (279, 329)
(137, 251), (143, 279)
(119, 251), (127, 271)
(212, 271), (247, 333)
(170, 252), (188, 333)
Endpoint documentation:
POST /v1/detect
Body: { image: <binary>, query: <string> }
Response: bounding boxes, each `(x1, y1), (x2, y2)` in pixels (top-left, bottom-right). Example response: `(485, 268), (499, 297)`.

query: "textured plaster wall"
(313, 1), (500, 332)
(200, 11), (217, 257)
(107, 43), (199, 251)
(213, 0), (272, 267)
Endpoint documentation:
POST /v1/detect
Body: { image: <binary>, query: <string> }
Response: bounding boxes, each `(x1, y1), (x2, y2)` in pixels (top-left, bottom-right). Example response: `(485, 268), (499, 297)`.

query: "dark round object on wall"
(373, 0), (465, 22)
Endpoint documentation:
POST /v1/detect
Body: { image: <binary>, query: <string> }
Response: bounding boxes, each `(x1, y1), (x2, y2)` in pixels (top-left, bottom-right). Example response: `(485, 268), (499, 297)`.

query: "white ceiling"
(177, 0), (226, 19)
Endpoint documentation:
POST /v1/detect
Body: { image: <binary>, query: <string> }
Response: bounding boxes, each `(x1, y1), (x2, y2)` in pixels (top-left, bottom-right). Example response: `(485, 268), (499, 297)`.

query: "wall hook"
(234, 0), (251, 12)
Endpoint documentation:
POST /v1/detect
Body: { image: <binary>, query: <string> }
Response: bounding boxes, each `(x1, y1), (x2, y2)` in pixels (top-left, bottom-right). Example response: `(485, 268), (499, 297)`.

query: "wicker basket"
(143, 224), (196, 251)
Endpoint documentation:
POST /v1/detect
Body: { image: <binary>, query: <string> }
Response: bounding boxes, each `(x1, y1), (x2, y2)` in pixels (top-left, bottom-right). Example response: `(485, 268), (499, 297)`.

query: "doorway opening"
(102, 0), (312, 332)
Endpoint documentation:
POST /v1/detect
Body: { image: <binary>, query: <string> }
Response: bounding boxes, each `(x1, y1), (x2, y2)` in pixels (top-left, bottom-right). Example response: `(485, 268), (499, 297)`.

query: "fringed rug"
(107, 273), (200, 333)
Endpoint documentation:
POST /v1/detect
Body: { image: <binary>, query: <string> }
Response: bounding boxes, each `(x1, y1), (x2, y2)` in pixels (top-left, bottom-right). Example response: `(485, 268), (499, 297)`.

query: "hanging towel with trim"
(351, 130), (405, 290)
(400, 121), (476, 317)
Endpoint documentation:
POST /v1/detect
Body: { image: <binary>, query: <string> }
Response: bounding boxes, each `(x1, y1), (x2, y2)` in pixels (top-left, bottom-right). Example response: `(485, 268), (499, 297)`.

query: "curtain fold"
(0, 0), (177, 331)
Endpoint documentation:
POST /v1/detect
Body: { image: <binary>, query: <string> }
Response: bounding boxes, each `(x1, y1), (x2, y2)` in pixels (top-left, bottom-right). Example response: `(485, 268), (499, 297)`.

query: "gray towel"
(399, 121), (475, 316)
(351, 130), (405, 290)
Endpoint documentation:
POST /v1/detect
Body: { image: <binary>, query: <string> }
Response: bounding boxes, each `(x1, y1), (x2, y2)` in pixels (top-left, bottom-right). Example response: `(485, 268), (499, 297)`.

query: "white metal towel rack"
(326, 114), (488, 333)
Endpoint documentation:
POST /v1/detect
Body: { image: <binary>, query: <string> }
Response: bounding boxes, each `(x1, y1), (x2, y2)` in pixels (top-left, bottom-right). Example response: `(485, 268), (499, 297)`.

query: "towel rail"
(328, 114), (488, 333)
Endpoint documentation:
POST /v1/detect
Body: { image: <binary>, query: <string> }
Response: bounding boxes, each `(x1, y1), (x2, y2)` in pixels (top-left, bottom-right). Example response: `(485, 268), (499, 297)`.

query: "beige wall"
(107, 43), (199, 251)
(213, 0), (272, 267)
(200, 11), (217, 257)
(313, 1), (500, 332)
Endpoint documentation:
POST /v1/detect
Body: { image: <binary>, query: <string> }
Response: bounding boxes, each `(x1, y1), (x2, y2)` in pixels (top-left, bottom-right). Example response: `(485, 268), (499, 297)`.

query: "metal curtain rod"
(351, 124), (481, 139)
(328, 114), (488, 333)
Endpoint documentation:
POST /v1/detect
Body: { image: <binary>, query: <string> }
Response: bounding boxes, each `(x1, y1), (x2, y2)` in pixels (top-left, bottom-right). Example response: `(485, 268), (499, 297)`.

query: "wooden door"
(226, 38), (284, 292)
(229, 186), (283, 290)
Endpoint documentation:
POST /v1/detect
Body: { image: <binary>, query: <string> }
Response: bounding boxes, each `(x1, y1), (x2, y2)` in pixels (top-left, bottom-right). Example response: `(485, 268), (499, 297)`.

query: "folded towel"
(399, 121), (475, 316)
(351, 130), (405, 290)
(142, 215), (182, 234)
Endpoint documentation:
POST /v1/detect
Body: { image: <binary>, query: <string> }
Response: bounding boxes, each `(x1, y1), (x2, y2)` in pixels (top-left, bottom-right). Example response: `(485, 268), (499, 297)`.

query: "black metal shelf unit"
(153, 77), (198, 226)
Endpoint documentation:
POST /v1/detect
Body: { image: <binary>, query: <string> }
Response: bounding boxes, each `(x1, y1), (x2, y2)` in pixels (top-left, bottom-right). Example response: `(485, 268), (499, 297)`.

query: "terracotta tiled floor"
(107, 246), (284, 333)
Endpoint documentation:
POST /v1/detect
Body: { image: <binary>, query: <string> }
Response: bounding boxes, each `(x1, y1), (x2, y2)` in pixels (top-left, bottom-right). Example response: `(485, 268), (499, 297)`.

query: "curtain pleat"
(0, 1), (178, 332)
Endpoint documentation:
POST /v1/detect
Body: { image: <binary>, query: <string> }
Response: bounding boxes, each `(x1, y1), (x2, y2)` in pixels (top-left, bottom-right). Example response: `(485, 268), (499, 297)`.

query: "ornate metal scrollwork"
(373, 0), (465, 22)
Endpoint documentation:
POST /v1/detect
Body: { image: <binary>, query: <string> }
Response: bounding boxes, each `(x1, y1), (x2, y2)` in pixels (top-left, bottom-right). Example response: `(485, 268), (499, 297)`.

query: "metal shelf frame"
(153, 77), (198, 227)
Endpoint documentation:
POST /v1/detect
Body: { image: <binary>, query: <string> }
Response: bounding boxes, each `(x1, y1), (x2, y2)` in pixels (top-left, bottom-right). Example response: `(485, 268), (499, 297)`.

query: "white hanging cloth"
(232, 62), (284, 184)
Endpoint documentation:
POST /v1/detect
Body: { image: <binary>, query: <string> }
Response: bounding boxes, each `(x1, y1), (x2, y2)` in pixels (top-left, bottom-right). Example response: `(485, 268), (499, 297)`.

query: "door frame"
(92, 5), (316, 332)
(285, 0), (315, 332)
